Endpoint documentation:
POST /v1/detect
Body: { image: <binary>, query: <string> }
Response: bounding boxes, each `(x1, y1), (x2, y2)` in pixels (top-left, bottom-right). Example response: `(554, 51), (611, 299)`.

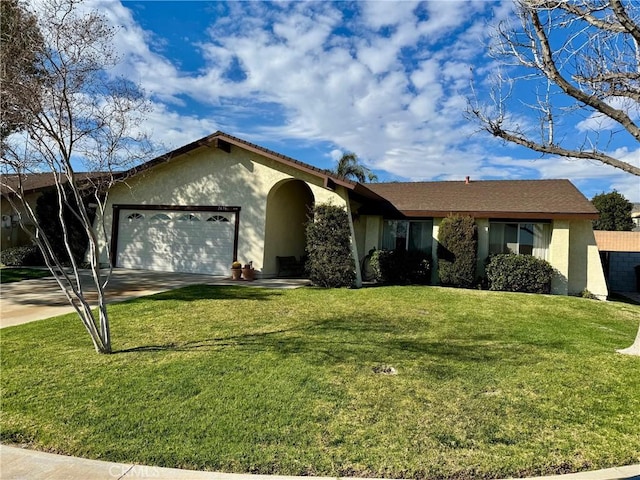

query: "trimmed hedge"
(369, 249), (431, 285)
(305, 204), (355, 288)
(485, 253), (555, 294)
(0, 245), (44, 267)
(437, 215), (477, 288)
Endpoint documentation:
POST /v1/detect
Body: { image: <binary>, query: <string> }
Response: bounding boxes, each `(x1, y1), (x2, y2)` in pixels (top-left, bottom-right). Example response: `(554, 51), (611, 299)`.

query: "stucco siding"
(352, 216), (367, 264)
(549, 220), (570, 295)
(356, 215), (606, 298)
(568, 220), (608, 299)
(363, 216), (382, 258)
(97, 144), (345, 273)
(262, 179), (313, 276)
(431, 218), (441, 285)
(476, 219), (489, 279)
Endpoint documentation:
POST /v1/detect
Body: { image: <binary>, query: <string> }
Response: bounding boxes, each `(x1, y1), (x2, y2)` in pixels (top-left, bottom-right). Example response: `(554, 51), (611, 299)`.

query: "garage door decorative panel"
(116, 209), (235, 275)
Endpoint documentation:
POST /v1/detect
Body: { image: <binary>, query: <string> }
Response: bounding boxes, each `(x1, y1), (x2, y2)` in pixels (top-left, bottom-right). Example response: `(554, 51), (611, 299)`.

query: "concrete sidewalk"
(0, 268), (309, 328)
(1, 445), (638, 480)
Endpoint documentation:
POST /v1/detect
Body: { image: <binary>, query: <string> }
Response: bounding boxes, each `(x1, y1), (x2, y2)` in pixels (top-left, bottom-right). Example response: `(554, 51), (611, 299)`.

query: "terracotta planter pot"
(231, 268), (242, 280)
(242, 268), (255, 281)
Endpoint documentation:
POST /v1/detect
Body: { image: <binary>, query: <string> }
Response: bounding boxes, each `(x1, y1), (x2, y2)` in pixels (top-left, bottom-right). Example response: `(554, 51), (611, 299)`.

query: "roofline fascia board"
(397, 210), (599, 220)
(217, 134), (356, 190)
(122, 131), (358, 191)
(125, 135), (217, 176)
(1, 172), (121, 197)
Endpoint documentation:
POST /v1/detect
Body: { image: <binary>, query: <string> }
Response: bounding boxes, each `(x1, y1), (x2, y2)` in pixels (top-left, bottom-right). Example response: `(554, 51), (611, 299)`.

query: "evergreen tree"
(592, 191), (634, 231)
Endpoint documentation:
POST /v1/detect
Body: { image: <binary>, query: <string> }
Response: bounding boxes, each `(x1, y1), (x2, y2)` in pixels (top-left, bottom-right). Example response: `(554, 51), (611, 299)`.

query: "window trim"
(126, 212), (144, 222)
(489, 221), (551, 259)
(382, 219), (433, 253)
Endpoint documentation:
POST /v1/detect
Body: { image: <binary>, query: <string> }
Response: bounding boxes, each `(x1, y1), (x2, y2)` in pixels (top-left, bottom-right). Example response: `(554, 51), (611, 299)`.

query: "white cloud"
(141, 103), (221, 152)
(63, 0), (637, 202)
(330, 149), (343, 161)
(360, 1), (419, 30)
(420, 1), (477, 39)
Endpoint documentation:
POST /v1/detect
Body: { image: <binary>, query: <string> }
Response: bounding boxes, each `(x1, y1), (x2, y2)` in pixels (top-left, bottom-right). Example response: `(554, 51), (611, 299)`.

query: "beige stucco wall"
(352, 215), (367, 264)
(351, 214), (383, 266)
(364, 216), (382, 259)
(355, 215), (382, 281)
(356, 215), (608, 298)
(476, 218), (489, 279)
(262, 179), (312, 276)
(431, 218), (441, 285)
(568, 220), (608, 299)
(548, 219), (608, 299)
(96, 144), (346, 274)
(549, 220), (570, 295)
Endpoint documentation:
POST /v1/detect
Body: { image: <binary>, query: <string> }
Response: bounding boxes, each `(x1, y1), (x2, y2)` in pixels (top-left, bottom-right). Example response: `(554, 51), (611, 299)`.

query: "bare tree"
(469, 0), (640, 176)
(1, 0), (44, 140)
(1, 0), (153, 353)
(470, 0), (639, 355)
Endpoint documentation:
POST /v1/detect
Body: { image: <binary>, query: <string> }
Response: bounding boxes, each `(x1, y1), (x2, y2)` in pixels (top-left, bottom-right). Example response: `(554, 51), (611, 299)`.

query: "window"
(126, 212), (144, 222)
(489, 222), (551, 260)
(149, 213), (171, 222)
(206, 215), (230, 222)
(382, 220), (433, 253)
(177, 213), (200, 222)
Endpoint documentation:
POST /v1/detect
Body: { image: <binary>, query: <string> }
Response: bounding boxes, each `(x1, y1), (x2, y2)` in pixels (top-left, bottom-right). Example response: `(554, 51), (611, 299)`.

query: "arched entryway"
(263, 179), (314, 277)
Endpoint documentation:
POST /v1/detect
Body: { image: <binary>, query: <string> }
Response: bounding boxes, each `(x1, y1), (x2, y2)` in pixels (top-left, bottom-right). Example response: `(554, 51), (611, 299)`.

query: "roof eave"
(396, 210), (599, 220)
(126, 131), (357, 192)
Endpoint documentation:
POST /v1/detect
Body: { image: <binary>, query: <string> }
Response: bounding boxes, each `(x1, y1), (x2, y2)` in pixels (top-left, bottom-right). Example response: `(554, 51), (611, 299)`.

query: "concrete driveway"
(0, 268), (309, 328)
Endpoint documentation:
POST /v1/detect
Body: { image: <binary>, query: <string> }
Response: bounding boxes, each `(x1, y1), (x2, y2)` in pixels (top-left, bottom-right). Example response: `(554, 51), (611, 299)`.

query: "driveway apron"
(0, 268), (309, 328)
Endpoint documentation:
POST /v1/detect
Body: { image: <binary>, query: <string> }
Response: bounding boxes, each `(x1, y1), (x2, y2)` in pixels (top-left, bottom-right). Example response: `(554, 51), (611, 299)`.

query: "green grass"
(1, 285), (639, 479)
(0, 267), (51, 283)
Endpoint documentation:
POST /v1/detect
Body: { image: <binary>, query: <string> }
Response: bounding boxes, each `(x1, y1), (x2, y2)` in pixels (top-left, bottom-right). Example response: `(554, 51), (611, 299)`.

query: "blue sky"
(94, 0), (638, 201)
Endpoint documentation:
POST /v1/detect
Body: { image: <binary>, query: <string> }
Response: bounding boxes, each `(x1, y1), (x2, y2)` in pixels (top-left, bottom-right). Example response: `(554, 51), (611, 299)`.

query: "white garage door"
(116, 209), (235, 275)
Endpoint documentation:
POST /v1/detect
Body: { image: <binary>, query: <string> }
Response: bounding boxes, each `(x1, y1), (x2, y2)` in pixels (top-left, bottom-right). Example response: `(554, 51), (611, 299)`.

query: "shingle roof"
(130, 130), (357, 191)
(1, 134), (599, 222)
(1, 172), (115, 196)
(363, 179), (598, 219)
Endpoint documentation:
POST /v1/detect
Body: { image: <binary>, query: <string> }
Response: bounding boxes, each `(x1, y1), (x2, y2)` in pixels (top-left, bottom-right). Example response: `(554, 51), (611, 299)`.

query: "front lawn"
(1, 286), (639, 479)
(0, 267), (51, 283)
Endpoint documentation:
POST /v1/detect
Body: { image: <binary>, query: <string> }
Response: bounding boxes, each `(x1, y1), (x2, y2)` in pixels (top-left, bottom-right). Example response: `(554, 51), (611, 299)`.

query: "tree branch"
(485, 119), (640, 175)
(610, 0), (640, 45)
(530, 8), (640, 143)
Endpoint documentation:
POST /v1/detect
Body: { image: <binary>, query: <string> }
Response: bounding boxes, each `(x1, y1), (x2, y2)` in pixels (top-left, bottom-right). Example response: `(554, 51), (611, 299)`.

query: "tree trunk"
(617, 324), (640, 356)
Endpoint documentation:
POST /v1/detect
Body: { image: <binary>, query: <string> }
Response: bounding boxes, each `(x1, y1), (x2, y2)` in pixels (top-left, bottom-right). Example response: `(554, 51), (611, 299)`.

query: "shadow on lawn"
(116, 313), (562, 369)
(138, 284), (284, 302)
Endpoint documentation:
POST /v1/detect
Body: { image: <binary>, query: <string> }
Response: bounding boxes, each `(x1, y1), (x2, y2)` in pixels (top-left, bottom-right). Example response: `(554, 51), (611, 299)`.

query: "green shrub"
(437, 215), (477, 288)
(305, 204), (355, 288)
(0, 245), (44, 266)
(485, 254), (555, 294)
(369, 249), (431, 285)
(581, 289), (599, 300)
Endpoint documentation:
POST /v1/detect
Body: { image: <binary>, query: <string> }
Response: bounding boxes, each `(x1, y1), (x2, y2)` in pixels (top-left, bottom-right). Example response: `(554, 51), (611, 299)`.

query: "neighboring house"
(0, 173), (57, 251)
(1, 172), (109, 252)
(594, 231), (640, 292)
(94, 131), (608, 299)
(632, 203), (640, 232)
